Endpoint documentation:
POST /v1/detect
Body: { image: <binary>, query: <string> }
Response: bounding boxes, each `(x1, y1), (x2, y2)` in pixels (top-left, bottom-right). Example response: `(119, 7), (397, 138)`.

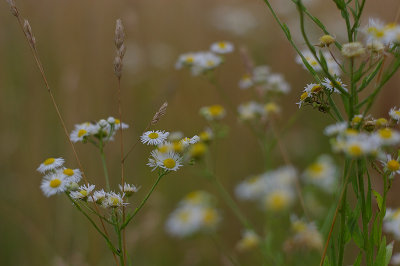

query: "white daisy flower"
(88, 189), (107, 205)
(40, 172), (68, 197)
(372, 128), (400, 146)
(302, 155), (337, 192)
(238, 73), (253, 90)
(180, 135), (200, 146)
(343, 134), (378, 157)
(303, 83), (323, 94)
(70, 123), (92, 142)
(384, 208), (400, 240)
(70, 184), (95, 200)
(141, 130), (170, 145)
(147, 150), (183, 171)
(381, 154), (400, 177)
(37, 157), (64, 173)
(210, 41), (234, 54)
(237, 101), (263, 120)
(119, 183), (140, 197)
(165, 205), (204, 238)
(175, 52), (197, 69)
(297, 91), (311, 108)
(59, 168), (82, 183)
(181, 190), (213, 206)
(236, 230), (261, 251)
(322, 77), (347, 94)
(167, 131), (184, 142)
(114, 119), (129, 130)
(351, 114), (364, 126)
(252, 65), (270, 83)
(235, 175), (268, 201)
(389, 107), (400, 123)
(296, 50), (340, 76)
(263, 73), (291, 94)
(104, 192), (128, 208)
(324, 122), (348, 136)
(263, 102), (281, 117)
(194, 52), (222, 71)
(199, 128), (214, 143)
(362, 18), (397, 45)
(199, 206), (220, 229)
(200, 105), (226, 121)
(264, 188), (295, 211)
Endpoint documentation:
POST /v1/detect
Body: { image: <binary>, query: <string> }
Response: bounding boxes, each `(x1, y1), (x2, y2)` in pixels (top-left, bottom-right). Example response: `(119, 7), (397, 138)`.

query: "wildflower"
(263, 102), (281, 116)
(182, 191), (213, 206)
(341, 42), (365, 58)
(37, 157), (64, 173)
(389, 107), (400, 123)
(168, 131), (184, 142)
(304, 83), (322, 94)
(193, 52), (222, 73)
(175, 52), (197, 69)
(199, 128), (213, 143)
(70, 184), (95, 200)
(284, 216), (323, 252)
(381, 154), (400, 178)
(70, 123), (91, 142)
(147, 150), (183, 171)
(112, 118), (129, 130)
(324, 122), (348, 136)
(297, 91), (310, 108)
(236, 230), (261, 251)
(366, 40), (385, 53)
(119, 183), (140, 197)
(140, 130), (170, 145)
(264, 189), (294, 211)
(372, 128), (400, 146)
(252, 65), (270, 83)
(165, 205), (204, 237)
(200, 105), (226, 121)
(237, 101), (263, 120)
(296, 50), (340, 76)
(200, 206), (220, 229)
(210, 41), (234, 54)
(262, 73), (291, 94)
(40, 172), (68, 197)
(88, 189), (107, 205)
(351, 114), (363, 127)
(60, 168), (82, 183)
(189, 142), (207, 159)
(362, 18), (397, 45)
(303, 155), (337, 192)
(104, 192), (128, 208)
(318, 35), (335, 47)
(374, 117), (389, 127)
(342, 134), (378, 157)
(384, 208), (400, 240)
(238, 73), (253, 90)
(180, 135), (200, 146)
(322, 77), (347, 94)
(235, 175), (268, 201)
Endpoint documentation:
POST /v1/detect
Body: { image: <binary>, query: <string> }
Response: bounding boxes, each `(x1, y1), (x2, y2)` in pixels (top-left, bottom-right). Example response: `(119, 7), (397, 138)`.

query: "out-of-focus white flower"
(389, 107), (400, 123)
(324, 122), (348, 136)
(200, 105), (226, 121)
(210, 41), (234, 54)
(236, 230), (261, 251)
(303, 155), (337, 192)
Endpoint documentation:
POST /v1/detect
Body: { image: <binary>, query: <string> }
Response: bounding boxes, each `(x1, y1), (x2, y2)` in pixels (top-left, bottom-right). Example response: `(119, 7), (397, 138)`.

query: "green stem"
(357, 160), (371, 265)
(67, 194), (119, 255)
(99, 138), (111, 191)
(338, 159), (351, 266)
(121, 171), (166, 229)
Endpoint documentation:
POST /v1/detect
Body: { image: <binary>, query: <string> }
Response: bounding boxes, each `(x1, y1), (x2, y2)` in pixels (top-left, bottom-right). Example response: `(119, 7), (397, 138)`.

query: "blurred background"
(1, 0), (400, 265)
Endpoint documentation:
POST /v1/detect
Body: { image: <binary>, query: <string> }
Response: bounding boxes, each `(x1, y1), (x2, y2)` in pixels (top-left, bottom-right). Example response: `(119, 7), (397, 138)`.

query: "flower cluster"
(175, 41), (234, 76)
(142, 129), (212, 171)
(236, 230), (261, 252)
(235, 166), (297, 212)
(283, 216), (323, 252)
(237, 101), (281, 122)
(165, 191), (221, 238)
(70, 117), (129, 143)
(37, 157), (138, 208)
(296, 50), (341, 76)
(363, 18), (400, 47)
(238, 65), (291, 94)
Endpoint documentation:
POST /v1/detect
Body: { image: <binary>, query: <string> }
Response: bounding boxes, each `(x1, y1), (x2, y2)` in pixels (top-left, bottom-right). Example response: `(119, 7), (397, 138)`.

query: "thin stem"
(99, 138), (111, 191)
(121, 171), (166, 229)
(320, 160), (353, 266)
(357, 160), (371, 265)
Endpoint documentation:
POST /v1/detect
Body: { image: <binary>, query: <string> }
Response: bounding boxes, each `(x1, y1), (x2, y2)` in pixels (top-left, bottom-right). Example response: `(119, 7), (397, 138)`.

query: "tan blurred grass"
(1, 0), (400, 265)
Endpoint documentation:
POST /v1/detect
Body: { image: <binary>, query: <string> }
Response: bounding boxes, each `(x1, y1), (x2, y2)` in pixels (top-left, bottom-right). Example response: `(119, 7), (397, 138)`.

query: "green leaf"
(385, 241), (394, 266)
(373, 190), (383, 211)
(374, 238), (387, 266)
(354, 251), (363, 266)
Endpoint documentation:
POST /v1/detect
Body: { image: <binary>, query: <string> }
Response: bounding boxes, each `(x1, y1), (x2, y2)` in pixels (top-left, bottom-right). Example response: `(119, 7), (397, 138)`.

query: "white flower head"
(322, 77), (347, 94)
(324, 122), (348, 136)
(237, 101), (263, 121)
(59, 168), (82, 183)
(210, 41), (234, 54)
(372, 128), (400, 146)
(40, 172), (68, 197)
(119, 183), (140, 197)
(87, 189), (107, 205)
(389, 107), (400, 123)
(236, 230), (261, 251)
(114, 119), (129, 130)
(104, 192), (128, 208)
(238, 73), (253, 90)
(252, 65), (271, 83)
(147, 150), (183, 171)
(141, 130), (170, 145)
(302, 155), (337, 192)
(37, 157), (64, 173)
(381, 154), (400, 178)
(70, 122), (93, 143)
(165, 205), (204, 238)
(70, 184), (95, 200)
(200, 105), (226, 121)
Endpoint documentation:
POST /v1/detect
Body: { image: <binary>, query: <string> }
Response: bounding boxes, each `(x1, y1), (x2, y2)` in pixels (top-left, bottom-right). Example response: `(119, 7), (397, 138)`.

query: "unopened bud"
(318, 35), (335, 47)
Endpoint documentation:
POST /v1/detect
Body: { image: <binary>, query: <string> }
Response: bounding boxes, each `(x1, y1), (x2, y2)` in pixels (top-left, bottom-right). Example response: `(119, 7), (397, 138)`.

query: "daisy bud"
(107, 116), (116, 124)
(99, 119), (108, 127)
(318, 35), (335, 47)
(341, 42), (365, 58)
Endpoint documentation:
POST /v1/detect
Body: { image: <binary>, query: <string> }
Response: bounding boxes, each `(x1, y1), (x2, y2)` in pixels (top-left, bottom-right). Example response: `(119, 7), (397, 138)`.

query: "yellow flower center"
(203, 208), (217, 224)
(376, 118), (388, 126)
(300, 92), (308, 101)
(264, 103), (279, 113)
(395, 111), (400, 116)
(309, 163), (324, 177)
(387, 160), (400, 171)
(379, 128), (392, 139)
(44, 158), (55, 165)
(148, 132), (159, 139)
(79, 190), (88, 197)
(163, 158), (176, 169)
(179, 211), (190, 222)
(267, 192), (289, 211)
(115, 119), (121, 124)
(352, 116), (362, 124)
(292, 221), (307, 233)
(157, 145), (169, 153)
(311, 84), (322, 93)
(218, 42), (226, 49)
(63, 168), (74, 176)
(199, 131), (211, 141)
(49, 179), (62, 188)
(319, 35), (335, 46)
(208, 105), (224, 116)
(348, 144), (362, 156)
(78, 129), (87, 137)
(185, 56), (194, 63)
(190, 143), (207, 158)
(206, 60), (215, 66)
(173, 142), (183, 152)
(345, 129), (358, 136)
(110, 197), (120, 206)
